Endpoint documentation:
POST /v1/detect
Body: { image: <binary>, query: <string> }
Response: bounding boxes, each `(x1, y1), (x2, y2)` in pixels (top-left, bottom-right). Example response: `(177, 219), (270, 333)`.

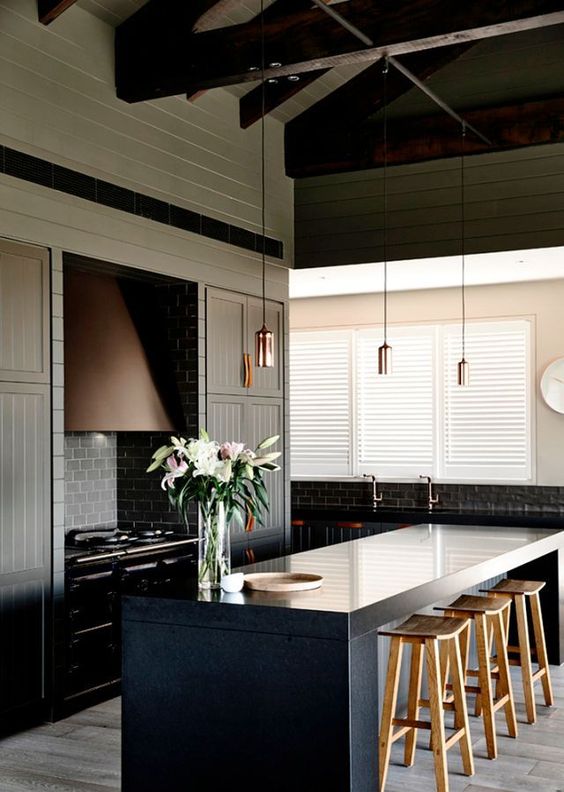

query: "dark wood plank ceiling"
(115, 0), (564, 100)
(40, 0), (564, 179)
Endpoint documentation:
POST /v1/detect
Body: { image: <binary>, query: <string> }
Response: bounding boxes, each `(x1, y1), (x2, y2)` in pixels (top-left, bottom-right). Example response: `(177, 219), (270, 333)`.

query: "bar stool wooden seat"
(379, 614), (474, 792)
(480, 579), (554, 724)
(437, 594), (518, 760)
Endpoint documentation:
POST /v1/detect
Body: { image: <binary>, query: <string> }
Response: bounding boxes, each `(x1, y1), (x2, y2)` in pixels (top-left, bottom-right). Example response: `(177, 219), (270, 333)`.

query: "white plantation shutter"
(290, 330), (352, 475)
(442, 320), (531, 480)
(289, 320), (532, 483)
(356, 328), (435, 476)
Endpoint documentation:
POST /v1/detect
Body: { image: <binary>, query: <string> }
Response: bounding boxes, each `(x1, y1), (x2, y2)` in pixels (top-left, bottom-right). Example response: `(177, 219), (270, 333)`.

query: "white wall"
(290, 278), (564, 485)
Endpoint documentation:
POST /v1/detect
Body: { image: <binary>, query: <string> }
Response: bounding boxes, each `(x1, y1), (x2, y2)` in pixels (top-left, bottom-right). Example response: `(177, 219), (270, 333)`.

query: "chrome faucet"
(419, 475), (439, 511)
(363, 474), (383, 509)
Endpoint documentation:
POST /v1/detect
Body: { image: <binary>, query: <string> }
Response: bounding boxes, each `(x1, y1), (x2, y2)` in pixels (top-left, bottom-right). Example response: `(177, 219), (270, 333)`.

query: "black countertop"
(292, 505), (564, 528)
(123, 523), (564, 640)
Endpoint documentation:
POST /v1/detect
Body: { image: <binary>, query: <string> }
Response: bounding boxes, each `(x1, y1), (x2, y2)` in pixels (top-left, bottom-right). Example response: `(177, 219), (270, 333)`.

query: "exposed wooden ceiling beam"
(238, 0), (339, 127)
(116, 0), (564, 102)
(286, 44), (475, 143)
(38, 0), (78, 24)
(240, 69), (330, 129)
(285, 95), (564, 178)
(192, 0), (247, 32)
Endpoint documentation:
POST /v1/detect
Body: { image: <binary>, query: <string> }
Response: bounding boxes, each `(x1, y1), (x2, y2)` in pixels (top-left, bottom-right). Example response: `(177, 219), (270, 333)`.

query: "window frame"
(290, 317), (535, 485)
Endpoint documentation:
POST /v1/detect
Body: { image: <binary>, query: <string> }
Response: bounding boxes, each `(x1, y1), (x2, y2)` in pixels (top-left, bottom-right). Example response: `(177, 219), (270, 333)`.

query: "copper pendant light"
(378, 60), (392, 375)
(255, 0), (274, 369)
(457, 123), (469, 387)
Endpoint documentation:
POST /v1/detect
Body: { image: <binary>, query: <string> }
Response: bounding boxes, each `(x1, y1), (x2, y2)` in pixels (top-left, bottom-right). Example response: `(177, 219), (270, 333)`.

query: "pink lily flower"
(219, 441), (245, 460)
(161, 454), (188, 490)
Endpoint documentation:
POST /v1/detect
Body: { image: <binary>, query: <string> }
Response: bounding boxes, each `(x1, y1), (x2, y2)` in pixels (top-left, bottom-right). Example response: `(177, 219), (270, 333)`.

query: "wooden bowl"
(243, 572), (323, 592)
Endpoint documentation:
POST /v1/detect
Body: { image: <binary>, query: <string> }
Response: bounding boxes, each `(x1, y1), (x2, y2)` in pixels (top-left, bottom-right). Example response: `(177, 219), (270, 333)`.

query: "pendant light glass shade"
(256, 323), (274, 368)
(378, 341), (392, 375)
(457, 358), (469, 387)
(255, 0), (274, 369)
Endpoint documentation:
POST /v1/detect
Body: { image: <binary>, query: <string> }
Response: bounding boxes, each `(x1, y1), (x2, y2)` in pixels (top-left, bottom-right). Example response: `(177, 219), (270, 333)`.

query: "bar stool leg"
(379, 637), (404, 792)
(492, 610), (518, 738)
(426, 637), (449, 792)
(475, 613), (497, 759)
(448, 634), (474, 777)
(404, 642), (424, 767)
(530, 592), (554, 706)
(514, 593), (536, 724)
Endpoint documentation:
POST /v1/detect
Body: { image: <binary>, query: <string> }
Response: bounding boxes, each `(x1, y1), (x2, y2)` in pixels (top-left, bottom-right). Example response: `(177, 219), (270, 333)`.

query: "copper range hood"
(64, 268), (177, 432)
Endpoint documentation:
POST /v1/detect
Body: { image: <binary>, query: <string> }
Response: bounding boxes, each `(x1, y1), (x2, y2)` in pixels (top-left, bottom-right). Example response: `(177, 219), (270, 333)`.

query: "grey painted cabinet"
(0, 240), (51, 729)
(207, 394), (284, 546)
(207, 287), (283, 398)
(0, 240), (50, 383)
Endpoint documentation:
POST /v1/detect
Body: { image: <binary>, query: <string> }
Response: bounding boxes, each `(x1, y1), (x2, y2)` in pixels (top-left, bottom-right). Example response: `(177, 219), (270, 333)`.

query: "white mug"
(220, 572), (245, 593)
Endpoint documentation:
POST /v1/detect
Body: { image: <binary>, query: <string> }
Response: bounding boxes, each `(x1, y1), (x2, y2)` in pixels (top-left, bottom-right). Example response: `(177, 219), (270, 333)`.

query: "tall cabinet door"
(246, 397), (284, 540)
(206, 289), (247, 394)
(207, 395), (248, 543)
(0, 384), (50, 723)
(246, 297), (283, 397)
(0, 240), (50, 729)
(0, 240), (50, 383)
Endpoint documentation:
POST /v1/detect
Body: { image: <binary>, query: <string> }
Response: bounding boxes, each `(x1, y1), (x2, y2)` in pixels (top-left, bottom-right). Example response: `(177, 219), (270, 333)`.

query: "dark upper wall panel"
(294, 142), (564, 268)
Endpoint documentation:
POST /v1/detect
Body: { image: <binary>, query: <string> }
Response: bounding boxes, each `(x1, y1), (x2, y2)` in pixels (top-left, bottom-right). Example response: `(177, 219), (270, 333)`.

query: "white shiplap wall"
(0, 0), (293, 276)
(295, 142), (564, 268)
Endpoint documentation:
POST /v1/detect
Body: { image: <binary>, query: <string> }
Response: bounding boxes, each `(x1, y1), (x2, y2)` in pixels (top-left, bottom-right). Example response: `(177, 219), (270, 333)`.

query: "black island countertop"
(121, 524), (564, 792)
(123, 524), (564, 639)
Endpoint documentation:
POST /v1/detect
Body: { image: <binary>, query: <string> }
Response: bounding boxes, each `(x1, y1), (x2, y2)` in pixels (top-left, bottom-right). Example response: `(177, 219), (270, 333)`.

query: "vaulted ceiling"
(38, 0), (564, 179)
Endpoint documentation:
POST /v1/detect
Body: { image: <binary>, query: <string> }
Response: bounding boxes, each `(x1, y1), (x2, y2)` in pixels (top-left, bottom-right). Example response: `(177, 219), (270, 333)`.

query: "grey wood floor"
(0, 666), (562, 791)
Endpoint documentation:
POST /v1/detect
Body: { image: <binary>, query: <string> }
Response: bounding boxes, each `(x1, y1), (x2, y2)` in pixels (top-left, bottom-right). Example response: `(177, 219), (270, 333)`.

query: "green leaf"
(260, 462), (280, 471)
(256, 434), (279, 450)
(254, 482), (269, 511)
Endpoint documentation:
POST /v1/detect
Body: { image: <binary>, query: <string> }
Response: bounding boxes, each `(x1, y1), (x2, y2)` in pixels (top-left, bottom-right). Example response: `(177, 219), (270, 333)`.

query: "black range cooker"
(55, 527), (198, 719)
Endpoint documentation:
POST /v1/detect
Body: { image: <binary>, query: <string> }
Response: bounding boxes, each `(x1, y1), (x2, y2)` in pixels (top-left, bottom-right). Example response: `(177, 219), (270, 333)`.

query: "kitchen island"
(121, 524), (564, 792)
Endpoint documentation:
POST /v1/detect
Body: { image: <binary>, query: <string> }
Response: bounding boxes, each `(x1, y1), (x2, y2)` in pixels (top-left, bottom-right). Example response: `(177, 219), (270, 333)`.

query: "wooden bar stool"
(379, 614), (474, 792)
(480, 579), (554, 723)
(438, 595), (517, 760)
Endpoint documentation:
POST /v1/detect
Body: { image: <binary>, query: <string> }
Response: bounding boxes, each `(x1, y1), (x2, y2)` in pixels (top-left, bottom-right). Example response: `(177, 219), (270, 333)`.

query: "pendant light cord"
(461, 122), (466, 360)
(260, 0), (266, 326)
(383, 58), (389, 344)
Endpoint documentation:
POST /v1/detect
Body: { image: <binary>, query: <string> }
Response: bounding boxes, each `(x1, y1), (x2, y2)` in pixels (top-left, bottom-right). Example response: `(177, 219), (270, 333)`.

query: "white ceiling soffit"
(289, 247), (564, 299)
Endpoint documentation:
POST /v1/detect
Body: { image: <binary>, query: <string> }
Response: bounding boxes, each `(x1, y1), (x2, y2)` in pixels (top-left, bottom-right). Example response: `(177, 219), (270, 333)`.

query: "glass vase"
(198, 499), (230, 590)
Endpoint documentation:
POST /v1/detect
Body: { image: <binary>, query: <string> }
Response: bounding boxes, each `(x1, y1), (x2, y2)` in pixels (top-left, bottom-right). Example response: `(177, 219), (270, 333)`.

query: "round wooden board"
(243, 572), (323, 592)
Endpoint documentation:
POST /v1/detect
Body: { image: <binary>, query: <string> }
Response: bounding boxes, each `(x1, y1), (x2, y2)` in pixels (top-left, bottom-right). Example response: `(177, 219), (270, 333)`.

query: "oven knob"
(138, 579), (150, 592)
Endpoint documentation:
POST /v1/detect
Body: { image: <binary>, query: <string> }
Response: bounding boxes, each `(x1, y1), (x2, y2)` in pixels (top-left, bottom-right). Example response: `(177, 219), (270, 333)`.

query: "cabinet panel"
(206, 288), (246, 394)
(246, 297), (283, 397)
(0, 579), (45, 715)
(0, 384), (50, 575)
(247, 397), (284, 538)
(207, 395), (248, 542)
(0, 240), (49, 382)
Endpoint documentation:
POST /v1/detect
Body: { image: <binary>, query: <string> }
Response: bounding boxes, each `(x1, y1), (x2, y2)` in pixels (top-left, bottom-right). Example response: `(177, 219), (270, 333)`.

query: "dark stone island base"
(121, 524), (564, 792)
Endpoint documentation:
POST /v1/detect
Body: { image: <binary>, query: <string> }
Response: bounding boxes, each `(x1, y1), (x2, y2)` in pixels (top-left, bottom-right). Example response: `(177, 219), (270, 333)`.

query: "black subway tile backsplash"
(291, 480), (564, 515)
(115, 281), (199, 530)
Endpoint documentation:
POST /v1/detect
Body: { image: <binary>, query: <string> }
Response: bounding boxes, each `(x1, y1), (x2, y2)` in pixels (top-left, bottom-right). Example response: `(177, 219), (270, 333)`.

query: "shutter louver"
(356, 329), (435, 475)
(443, 321), (531, 480)
(290, 331), (352, 475)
